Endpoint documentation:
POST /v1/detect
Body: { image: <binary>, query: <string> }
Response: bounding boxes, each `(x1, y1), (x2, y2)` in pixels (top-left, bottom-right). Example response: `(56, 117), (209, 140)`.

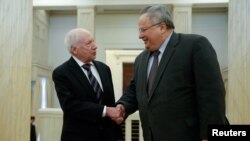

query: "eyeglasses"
(138, 22), (161, 34)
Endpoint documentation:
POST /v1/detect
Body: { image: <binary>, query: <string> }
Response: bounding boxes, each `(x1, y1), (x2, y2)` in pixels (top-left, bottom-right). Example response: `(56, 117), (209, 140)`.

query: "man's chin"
(145, 46), (154, 51)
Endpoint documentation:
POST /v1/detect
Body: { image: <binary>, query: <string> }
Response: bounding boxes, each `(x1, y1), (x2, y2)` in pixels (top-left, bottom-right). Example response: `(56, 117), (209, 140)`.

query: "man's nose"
(139, 33), (144, 39)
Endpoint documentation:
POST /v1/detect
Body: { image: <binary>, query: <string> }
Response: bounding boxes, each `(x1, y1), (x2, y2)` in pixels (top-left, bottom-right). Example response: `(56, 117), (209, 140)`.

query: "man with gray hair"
(53, 28), (123, 141)
(116, 4), (229, 141)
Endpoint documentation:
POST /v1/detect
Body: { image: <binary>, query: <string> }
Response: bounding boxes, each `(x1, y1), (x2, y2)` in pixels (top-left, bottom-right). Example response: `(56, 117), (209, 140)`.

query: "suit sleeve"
(52, 68), (104, 123)
(116, 57), (140, 116)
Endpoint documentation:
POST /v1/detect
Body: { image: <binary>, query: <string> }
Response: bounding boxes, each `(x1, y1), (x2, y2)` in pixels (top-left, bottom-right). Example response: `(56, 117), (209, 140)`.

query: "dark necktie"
(82, 64), (103, 102)
(147, 51), (160, 96)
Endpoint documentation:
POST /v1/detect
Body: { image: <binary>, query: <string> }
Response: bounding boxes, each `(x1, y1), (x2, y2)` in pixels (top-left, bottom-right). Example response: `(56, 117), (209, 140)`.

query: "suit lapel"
(68, 57), (96, 99)
(148, 32), (179, 100)
(141, 51), (151, 101)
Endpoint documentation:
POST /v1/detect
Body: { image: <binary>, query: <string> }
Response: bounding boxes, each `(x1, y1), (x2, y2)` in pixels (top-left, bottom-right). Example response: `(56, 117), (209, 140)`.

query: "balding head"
(65, 28), (92, 53)
(64, 28), (97, 63)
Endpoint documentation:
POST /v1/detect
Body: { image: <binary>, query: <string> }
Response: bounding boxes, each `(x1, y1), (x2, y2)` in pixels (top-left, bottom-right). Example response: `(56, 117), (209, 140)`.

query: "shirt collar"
(158, 31), (173, 54)
(72, 56), (93, 67)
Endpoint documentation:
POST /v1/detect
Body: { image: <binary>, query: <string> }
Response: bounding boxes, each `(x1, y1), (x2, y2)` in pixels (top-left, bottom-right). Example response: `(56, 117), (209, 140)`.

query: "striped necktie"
(82, 64), (103, 103)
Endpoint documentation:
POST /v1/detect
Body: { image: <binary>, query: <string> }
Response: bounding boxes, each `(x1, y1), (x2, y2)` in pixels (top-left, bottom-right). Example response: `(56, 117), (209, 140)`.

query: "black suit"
(30, 124), (36, 141)
(117, 32), (228, 141)
(53, 57), (121, 141)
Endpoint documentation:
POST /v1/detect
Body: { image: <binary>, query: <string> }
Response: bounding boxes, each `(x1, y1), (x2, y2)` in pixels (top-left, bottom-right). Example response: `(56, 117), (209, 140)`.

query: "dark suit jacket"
(30, 124), (36, 141)
(118, 32), (228, 141)
(53, 57), (121, 141)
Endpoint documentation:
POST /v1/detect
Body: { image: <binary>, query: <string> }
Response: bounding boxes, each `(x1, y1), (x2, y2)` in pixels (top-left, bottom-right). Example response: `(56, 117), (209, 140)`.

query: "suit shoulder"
(178, 33), (208, 42)
(94, 60), (106, 65)
(94, 60), (111, 70)
(53, 61), (67, 70)
(135, 50), (147, 60)
(94, 60), (108, 67)
(52, 60), (70, 75)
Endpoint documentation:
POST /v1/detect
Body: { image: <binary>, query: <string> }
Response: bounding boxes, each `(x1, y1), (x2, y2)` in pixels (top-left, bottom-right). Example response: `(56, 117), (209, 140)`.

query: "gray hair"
(140, 5), (175, 29)
(64, 28), (89, 53)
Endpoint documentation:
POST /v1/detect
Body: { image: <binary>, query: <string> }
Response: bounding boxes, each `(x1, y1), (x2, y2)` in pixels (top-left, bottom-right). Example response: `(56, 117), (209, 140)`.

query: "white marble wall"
(228, 0), (250, 123)
(0, 0), (32, 140)
(32, 10), (53, 117)
(33, 10), (49, 65)
(37, 108), (63, 141)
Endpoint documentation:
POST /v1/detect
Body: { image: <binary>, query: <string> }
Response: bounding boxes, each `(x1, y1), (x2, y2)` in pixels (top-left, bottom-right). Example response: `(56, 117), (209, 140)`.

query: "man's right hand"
(106, 104), (126, 124)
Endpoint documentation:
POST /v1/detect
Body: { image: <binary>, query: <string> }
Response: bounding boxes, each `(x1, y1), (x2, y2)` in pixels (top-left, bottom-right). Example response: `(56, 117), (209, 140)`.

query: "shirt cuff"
(102, 105), (106, 117)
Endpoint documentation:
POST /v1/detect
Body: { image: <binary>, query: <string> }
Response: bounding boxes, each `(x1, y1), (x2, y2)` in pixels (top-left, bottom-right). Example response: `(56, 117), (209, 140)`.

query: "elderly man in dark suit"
(53, 28), (122, 141)
(116, 5), (229, 141)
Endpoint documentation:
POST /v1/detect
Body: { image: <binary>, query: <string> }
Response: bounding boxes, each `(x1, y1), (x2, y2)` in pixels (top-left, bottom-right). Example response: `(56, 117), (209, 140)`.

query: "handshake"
(106, 104), (126, 124)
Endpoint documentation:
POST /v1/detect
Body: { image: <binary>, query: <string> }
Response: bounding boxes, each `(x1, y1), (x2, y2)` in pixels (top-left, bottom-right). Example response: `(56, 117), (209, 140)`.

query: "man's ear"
(71, 46), (77, 54)
(160, 24), (167, 33)
(161, 24), (167, 34)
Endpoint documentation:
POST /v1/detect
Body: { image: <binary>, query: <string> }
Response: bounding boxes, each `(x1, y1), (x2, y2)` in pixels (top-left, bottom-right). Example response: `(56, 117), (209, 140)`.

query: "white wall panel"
(48, 15), (77, 69)
(48, 14), (76, 108)
(192, 11), (228, 69)
(95, 14), (144, 62)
